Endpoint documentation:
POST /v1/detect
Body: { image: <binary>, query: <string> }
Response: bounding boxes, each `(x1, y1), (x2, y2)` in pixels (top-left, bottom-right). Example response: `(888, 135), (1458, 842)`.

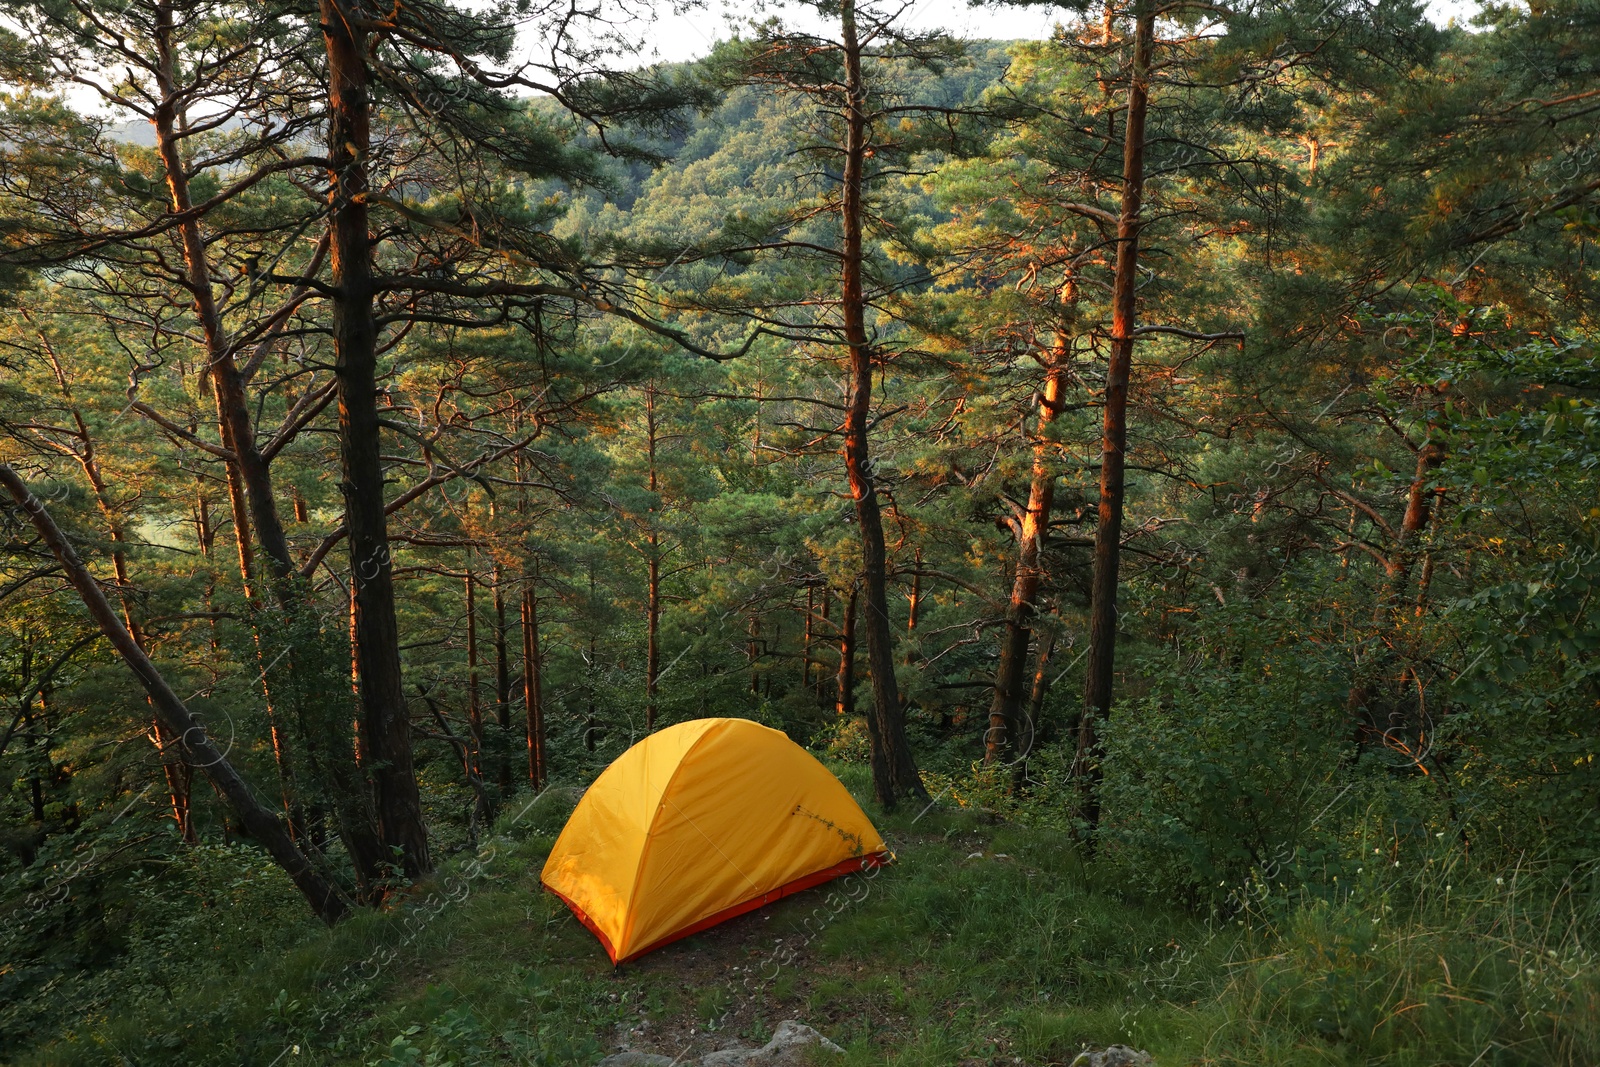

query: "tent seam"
(617, 717), (739, 955)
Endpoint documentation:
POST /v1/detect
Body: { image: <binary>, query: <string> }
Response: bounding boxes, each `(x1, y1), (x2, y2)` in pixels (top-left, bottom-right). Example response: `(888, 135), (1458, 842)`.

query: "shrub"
(1096, 644), (1362, 906)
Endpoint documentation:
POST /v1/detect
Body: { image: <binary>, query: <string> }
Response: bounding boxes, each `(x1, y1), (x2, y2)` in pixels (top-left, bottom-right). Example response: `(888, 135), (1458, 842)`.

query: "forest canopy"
(1, 0), (1597, 1061)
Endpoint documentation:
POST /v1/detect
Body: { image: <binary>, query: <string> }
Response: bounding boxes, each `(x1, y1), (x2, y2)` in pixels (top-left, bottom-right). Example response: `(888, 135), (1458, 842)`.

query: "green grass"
(1205, 857), (1600, 1066)
(13, 773), (1600, 1066)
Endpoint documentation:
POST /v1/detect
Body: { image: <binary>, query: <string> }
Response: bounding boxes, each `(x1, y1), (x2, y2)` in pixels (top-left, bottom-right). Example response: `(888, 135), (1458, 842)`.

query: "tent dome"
(540, 717), (890, 963)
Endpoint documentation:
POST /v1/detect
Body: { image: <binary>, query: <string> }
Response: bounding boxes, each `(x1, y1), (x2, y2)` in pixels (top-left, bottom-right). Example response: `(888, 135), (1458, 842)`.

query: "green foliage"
(813, 715), (872, 764)
(1096, 620), (1362, 905)
(367, 986), (601, 1067)
(2, 762), (1595, 1066)
(2, 0), (1598, 1061)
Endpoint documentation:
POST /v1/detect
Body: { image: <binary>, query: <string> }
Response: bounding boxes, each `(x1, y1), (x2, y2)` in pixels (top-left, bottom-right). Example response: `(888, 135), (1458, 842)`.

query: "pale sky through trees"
(57, 0), (1484, 120)
(633, 0), (1060, 63)
(623, 0), (1482, 66)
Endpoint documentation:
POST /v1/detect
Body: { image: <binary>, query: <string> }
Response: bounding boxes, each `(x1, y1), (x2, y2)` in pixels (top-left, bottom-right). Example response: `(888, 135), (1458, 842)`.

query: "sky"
(78, 0), (1488, 123)
(596, 0), (1483, 68)
(624, 0), (1062, 65)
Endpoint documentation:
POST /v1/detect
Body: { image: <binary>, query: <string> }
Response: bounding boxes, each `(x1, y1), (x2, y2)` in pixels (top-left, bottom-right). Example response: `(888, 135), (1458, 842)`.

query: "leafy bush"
(1096, 649), (1361, 906)
(814, 715), (872, 764)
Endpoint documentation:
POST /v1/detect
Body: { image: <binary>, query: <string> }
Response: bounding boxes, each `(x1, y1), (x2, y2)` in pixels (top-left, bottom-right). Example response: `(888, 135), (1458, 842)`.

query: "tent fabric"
(540, 717), (890, 964)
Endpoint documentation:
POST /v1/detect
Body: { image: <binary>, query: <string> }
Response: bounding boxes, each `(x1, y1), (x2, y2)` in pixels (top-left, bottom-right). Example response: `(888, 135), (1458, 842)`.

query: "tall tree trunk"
(1353, 442), (1445, 671)
(1386, 441), (1447, 610)
(1028, 628), (1057, 736)
(2, 464), (347, 923)
(465, 566), (482, 781)
(1338, 497), (1358, 579)
(1354, 440), (1448, 751)
(836, 583), (858, 720)
(1414, 488), (1447, 616)
(987, 351), (1069, 772)
(27, 320), (196, 841)
(749, 616), (761, 695)
(588, 627), (601, 751)
(22, 697), (45, 825)
(195, 487), (221, 654)
(151, 9), (391, 873)
(222, 461), (260, 603)
(491, 540), (511, 792)
(33, 357), (191, 834)
(767, 620), (779, 699)
(586, 565), (598, 753)
(493, 560), (511, 730)
(646, 547), (660, 732)
(348, 578), (361, 708)
(152, 0), (294, 603)
(839, 0), (924, 808)
(817, 588), (831, 708)
(1074, 1), (1155, 835)
(56, 398), (195, 842)
(216, 443), (301, 827)
(322, 0), (430, 879)
(802, 583), (815, 694)
(906, 554), (921, 635)
(522, 579), (545, 788)
(645, 383), (662, 731)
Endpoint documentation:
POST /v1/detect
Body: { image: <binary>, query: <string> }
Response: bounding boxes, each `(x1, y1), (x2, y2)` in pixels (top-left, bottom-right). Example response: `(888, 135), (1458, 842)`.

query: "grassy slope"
(24, 765), (1600, 1067)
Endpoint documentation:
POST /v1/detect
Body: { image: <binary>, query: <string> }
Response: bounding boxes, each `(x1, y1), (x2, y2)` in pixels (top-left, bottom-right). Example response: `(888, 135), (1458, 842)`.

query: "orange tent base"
(547, 849), (891, 965)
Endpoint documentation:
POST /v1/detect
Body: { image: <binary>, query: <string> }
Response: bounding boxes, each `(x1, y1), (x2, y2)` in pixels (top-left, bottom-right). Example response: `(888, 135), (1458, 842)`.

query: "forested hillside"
(1, 0), (1597, 1061)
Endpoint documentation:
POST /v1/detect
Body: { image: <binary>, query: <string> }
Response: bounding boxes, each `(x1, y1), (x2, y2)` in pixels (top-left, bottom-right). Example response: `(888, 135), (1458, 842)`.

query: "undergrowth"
(7, 762), (1598, 1065)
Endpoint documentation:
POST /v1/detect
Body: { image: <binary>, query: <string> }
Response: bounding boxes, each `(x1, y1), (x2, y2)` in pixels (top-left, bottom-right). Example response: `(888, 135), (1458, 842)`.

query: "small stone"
(596, 1054), (678, 1067)
(697, 1021), (844, 1067)
(746, 1021), (844, 1063)
(1069, 1046), (1154, 1067)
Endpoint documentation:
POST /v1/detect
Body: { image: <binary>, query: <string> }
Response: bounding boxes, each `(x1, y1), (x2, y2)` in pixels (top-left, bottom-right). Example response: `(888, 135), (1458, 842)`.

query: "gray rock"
(600, 1020), (842, 1067)
(697, 1021), (844, 1066)
(746, 1021), (845, 1064)
(1068, 1047), (1154, 1067)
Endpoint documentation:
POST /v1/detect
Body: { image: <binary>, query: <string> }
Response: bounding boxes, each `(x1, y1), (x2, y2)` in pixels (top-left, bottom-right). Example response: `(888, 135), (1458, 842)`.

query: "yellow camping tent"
(540, 717), (890, 964)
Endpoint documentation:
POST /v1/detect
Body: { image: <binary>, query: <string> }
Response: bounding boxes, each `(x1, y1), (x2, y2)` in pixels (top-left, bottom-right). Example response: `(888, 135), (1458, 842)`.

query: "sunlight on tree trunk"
(1075, 0), (1155, 836)
(838, 0), (926, 808)
(987, 340), (1070, 779)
